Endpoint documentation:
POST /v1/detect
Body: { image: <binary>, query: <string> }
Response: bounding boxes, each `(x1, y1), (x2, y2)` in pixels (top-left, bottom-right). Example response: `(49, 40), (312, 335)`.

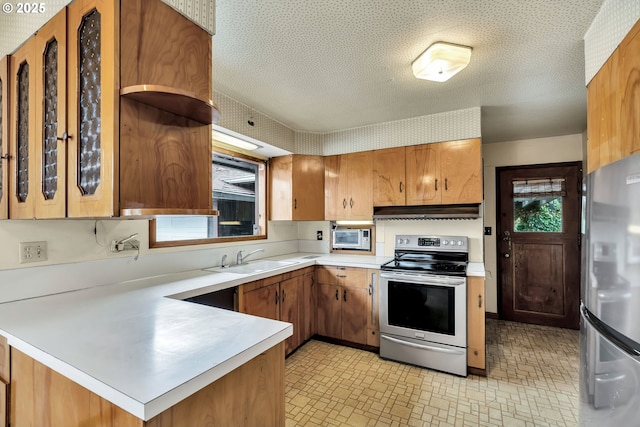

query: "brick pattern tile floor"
(285, 319), (579, 426)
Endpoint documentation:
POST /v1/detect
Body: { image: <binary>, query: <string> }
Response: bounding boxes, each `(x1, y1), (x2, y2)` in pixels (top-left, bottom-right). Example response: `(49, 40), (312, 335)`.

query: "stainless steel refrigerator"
(580, 152), (640, 425)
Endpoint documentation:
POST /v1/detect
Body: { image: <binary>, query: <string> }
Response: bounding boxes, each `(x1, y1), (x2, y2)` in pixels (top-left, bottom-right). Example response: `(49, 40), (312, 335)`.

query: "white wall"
(482, 134), (584, 314)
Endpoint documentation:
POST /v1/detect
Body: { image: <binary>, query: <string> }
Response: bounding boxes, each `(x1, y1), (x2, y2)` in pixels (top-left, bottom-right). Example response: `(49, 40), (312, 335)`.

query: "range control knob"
(397, 238), (403, 244)
(457, 240), (464, 246)
(442, 240), (449, 245)
(404, 239), (410, 244)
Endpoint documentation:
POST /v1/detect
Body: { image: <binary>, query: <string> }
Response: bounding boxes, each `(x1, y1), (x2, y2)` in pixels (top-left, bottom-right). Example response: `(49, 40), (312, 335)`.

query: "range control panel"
(394, 235), (469, 252)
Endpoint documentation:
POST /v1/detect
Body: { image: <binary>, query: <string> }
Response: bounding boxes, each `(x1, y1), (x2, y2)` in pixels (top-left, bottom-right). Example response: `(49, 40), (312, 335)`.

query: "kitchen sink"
(217, 260), (299, 275)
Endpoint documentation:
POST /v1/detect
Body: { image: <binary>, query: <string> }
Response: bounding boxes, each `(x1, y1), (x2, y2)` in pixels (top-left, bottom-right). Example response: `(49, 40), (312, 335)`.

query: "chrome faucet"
(237, 248), (264, 265)
(221, 254), (229, 268)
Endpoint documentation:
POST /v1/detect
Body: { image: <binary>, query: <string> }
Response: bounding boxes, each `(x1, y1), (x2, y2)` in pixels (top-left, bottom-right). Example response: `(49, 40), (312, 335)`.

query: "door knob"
(504, 253), (510, 258)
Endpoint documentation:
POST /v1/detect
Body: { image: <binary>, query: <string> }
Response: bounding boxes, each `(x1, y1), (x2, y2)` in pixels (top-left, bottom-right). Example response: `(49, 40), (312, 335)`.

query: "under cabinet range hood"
(373, 204), (481, 220)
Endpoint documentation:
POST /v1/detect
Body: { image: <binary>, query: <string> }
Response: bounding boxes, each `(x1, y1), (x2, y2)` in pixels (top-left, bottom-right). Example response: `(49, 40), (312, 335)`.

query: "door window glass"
(513, 178), (565, 232)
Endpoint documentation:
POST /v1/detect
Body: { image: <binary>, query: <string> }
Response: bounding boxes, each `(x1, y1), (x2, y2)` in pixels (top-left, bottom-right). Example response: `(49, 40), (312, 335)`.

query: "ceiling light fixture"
(212, 126), (262, 151)
(412, 42), (472, 82)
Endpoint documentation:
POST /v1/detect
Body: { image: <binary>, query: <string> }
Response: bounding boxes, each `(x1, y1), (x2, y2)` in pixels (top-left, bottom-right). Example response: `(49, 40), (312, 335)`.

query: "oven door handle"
(380, 271), (465, 286)
(381, 335), (465, 355)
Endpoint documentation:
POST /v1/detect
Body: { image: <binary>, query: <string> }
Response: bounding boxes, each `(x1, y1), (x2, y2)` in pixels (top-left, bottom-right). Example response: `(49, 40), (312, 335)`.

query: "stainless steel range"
(379, 235), (468, 377)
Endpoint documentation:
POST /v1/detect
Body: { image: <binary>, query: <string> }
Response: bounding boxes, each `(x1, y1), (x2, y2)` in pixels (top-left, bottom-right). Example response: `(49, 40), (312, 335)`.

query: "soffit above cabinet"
(0, 0), (215, 58)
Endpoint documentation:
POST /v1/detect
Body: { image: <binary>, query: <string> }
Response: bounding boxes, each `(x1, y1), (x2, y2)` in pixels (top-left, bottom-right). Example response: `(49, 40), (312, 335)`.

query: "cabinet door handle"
(445, 178), (448, 191)
(399, 181), (403, 193)
(435, 179), (438, 191)
(371, 272), (377, 324)
(336, 274), (346, 278)
(56, 132), (72, 142)
(343, 290), (347, 302)
(294, 198), (297, 209)
(478, 294), (482, 308)
(337, 266), (346, 270)
(335, 289), (339, 300)
(282, 289), (286, 302)
(275, 290), (279, 305)
(0, 154), (11, 160)
(350, 198), (353, 208)
(343, 199), (347, 208)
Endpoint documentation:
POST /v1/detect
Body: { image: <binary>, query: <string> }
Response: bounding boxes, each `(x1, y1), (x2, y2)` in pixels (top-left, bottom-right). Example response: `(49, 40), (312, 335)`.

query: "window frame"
(149, 146), (268, 248)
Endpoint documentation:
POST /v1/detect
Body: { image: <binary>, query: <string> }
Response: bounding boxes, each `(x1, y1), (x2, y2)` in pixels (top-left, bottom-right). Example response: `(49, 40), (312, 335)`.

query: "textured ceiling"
(212, 0), (605, 143)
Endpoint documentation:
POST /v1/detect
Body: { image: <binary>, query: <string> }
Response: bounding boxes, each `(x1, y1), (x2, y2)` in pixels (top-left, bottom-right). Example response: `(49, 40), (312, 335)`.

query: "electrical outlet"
(19, 241), (48, 264)
(317, 231), (323, 240)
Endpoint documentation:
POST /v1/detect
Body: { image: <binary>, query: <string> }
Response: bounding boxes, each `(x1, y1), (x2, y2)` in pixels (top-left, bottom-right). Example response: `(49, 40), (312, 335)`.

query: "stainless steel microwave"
(332, 228), (371, 251)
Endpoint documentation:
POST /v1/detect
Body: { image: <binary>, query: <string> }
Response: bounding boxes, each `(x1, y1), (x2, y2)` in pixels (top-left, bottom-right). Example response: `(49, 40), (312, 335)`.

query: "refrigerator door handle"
(582, 303), (640, 359)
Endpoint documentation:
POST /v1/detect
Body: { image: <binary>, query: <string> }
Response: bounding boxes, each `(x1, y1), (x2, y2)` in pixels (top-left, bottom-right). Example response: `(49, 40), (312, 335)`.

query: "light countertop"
(467, 262), (486, 277)
(0, 252), (481, 421)
(0, 252), (391, 421)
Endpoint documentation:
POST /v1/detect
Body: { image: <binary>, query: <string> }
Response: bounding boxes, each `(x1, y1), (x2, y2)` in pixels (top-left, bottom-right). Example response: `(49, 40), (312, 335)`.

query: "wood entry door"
(497, 162), (582, 329)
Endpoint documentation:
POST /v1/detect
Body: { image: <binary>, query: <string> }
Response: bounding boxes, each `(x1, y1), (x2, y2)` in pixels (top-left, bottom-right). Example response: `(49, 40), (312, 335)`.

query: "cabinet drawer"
(316, 266), (341, 285)
(0, 336), (8, 384)
(317, 266), (369, 287)
(341, 268), (369, 288)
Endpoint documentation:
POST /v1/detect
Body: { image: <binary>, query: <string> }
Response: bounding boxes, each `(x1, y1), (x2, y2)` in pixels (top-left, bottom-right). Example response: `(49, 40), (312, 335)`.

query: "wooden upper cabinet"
(373, 147), (406, 206)
(344, 151), (373, 219)
(34, 9), (67, 219)
(9, 9), (68, 220)
(618, 19), (640, 157)
(325, 151), (373, 220)
(406, 143), (439, 205)
(440, 138), (482, 204)
(0, 56), (9, 220)
(66, 0), (119, 217)
(270, 155), (324, 221)
(587, 51), (620, 174)
(65, 0), (214, 217)
(323, 155), (341, 220)
(9, 37), (37, 219)
(405, 139), (482, 205)
(587, 19), (640, 172)
(586, 70), (602, 173)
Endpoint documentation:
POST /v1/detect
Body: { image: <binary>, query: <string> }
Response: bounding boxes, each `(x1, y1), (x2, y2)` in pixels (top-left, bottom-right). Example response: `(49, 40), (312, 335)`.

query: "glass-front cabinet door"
(9, 37), (36, 219)
(34, 9), (67, 219)
(0, 56), (8, 219)
(67, 0), (118, 217)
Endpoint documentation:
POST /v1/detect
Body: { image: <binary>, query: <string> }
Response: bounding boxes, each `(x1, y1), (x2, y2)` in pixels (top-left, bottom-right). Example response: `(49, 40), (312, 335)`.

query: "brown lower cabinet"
(240, 266), (316, 355)
(0, 380), (6, 427)
(316, 266), (379, 346)
(7, 344), (284, 427)
(0, 335), (7, 427)
(467, 276), (486, 374)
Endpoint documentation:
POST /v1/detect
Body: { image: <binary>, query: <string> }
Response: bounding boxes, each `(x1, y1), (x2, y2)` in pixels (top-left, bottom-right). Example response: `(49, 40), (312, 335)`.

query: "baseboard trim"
(468, 367), (487, 377)
(486, 312), (499, 320)
(313, 335), (379, 354)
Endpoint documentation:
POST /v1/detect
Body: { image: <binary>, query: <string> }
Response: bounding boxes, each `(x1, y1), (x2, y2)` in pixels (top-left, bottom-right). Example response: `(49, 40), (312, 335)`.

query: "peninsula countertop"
(0, 252), (482, 420)
(0, 252), (391, 421)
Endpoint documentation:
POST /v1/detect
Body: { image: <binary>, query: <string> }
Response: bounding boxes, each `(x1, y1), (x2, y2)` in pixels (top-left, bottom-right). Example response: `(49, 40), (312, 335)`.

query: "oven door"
(380, 271), (467, 348)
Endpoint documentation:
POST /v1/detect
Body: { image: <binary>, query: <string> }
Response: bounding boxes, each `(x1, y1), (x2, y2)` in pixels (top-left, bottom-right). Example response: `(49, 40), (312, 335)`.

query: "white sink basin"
(219, 260), (298, 275)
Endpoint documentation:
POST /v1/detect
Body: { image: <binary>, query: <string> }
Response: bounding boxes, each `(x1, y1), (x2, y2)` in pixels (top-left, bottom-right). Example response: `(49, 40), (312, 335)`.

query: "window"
(151, 150), (267, 246)
(513, 178), (565, 233)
